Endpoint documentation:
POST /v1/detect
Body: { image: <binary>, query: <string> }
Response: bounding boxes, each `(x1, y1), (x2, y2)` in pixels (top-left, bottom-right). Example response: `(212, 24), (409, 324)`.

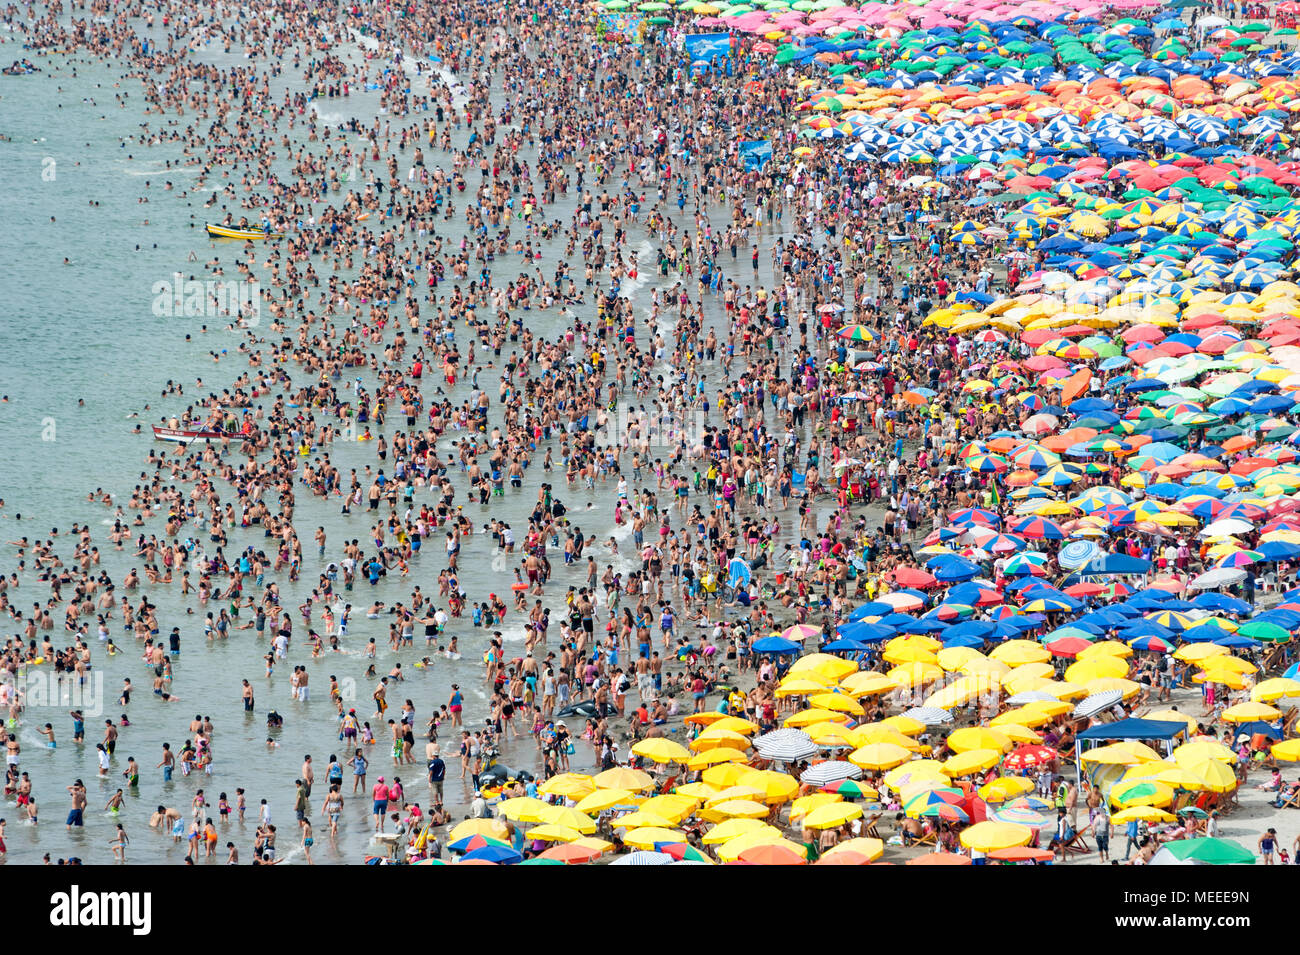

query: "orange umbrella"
(734, 843), (807, 865)
(906, 853), (972, 865)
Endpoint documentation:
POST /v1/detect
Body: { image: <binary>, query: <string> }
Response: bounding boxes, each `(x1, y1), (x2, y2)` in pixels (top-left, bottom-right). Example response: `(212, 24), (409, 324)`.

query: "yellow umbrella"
(805, 722), (864, 749)
(978, 776), (1035, 802)
(1111, 806), (1176, 824)
(702, 763), (757, 789)
(882, 760), (947, 791)
(789, 793), (844, 821)
(1170, 758), (1237, 794)
(1065, 657), (1130, 683)
(537, 805), (597, 833)
(705, 716), (760, 735)
(449, 818), (510, 842)
(784, 708), (851, 728)
(537, 773), (595, 798)
(839, 671), (898, 696)
(807, 693), (866, 716)
(852, 724), (922, 749)
(1083, 677), (1143, 700)
(775, 677), (833, 698)
(495, 796), (552, 822)
(1193, 668), (1247, 690)
(1174, 643), (1230, 664)
(631, 738), (691, 764)
(995, 723), (1043, 744)
(788, 654), (858, 681)
(937, 647), (986, 672)
(702, 786), (763, 806)
(1076, 640), (1133, 661)
(690, 728), (753, 751)
(702, 818), (777, 845)
(703, 799), (771, 821)
(802, 802), (864, 830)
(1222, 701), (1281, 723)
(990, 706), (1053, 728)
(622, 826), (688, 849)
(1173, 740), (1236, 764)
(887, 662), (944, 688)
(687, 747), (751, 770)
(821, 837), (884, 863)
(990, 640), (1051, 666)
(925, 677), (993, 710)
(1001, 662), (1055, 686)
(1271, 739), (1300, 762)
(1081, 741), (1161, 765)
(883, 643), (939, 665)
(960, 821), (1034, 852)
(612, 810), (677, 830)
(880, 715), (926, 736)
(943, 748), (1002, 777)
(525, 824), (583, 843)
(849, 743), (914, 771)
(1251, 678), (1300, 703)
(734, 769), (800, 805)
(947, 727), (1014, 754)
(593, 767), (656, 792)
(635, 794), (699, 822)
(574, 789), (638, 814)
(714, 828), (786, 861)
(1199, 656), (1257, 675)
(673, 782), (720, 800)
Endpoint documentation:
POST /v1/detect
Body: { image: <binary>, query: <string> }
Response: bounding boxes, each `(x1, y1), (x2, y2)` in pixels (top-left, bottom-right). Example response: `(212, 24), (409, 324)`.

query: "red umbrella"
(1004, 745), (1057, 771)
(1045, 636), (1092, 658)
(1063, 582), (1108, 598)
(891, 567), (939, 589)
(989, 846), (1055, 863)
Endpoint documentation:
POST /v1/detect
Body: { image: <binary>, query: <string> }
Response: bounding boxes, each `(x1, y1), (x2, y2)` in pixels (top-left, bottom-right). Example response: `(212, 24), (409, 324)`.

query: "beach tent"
(1074, 718), (1188, 786)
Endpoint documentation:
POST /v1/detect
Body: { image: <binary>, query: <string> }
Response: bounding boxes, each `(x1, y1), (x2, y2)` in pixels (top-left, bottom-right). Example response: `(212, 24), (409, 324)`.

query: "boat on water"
(152, 425), (230, 443)
(205, 223), (284, 240)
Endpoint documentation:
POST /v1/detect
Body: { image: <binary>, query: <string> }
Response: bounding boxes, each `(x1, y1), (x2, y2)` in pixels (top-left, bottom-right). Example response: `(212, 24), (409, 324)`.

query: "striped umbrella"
(754, 728), (818, 763)
(799, 760), (864, 787)
(610, 851), (675, 866)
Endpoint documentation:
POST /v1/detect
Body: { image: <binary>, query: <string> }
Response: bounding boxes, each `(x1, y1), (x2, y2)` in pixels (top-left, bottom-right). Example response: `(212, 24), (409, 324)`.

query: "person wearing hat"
(371, 776), (389, 832)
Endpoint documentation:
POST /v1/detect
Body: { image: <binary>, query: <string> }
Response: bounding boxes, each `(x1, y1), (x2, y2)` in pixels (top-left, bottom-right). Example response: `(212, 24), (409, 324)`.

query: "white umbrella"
(754, 729), (818, 763)
(1187, 567), (1247, 591)
(800, 760), (863, 787)
(900, 706), (954, 725)
(1073, 690), (1123, 719)
(1200, 518), (1255, 539)
(611, 851), (674, 866)
(1005, 691), (1063, 706)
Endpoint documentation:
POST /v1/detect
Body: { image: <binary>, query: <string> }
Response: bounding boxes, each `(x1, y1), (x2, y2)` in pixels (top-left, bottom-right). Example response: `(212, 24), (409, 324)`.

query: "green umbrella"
(1237, 620), (1290, 643)
(1156, 837), (1254, 865)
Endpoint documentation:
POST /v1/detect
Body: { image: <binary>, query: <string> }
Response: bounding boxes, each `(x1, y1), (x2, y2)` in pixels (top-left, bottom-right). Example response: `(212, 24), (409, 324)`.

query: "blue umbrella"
(752, 636), (802, 654)
(462, 845), (523, 865)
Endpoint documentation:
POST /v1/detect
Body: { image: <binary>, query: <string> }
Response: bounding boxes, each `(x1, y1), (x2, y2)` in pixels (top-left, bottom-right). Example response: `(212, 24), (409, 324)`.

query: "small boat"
(152, 425), (228, 443)
(205, 223), (284, 240)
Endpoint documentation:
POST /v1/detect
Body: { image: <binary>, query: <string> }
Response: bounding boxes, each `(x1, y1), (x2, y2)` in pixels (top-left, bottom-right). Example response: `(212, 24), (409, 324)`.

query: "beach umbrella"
(631, 739), (692, 763)
(449, 819), (510, 842)
(959, 821), (1034, 852)
(593, 767), (656, 792)
(610, 851), (674, 866)
(1150, 838), (1254, 865)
